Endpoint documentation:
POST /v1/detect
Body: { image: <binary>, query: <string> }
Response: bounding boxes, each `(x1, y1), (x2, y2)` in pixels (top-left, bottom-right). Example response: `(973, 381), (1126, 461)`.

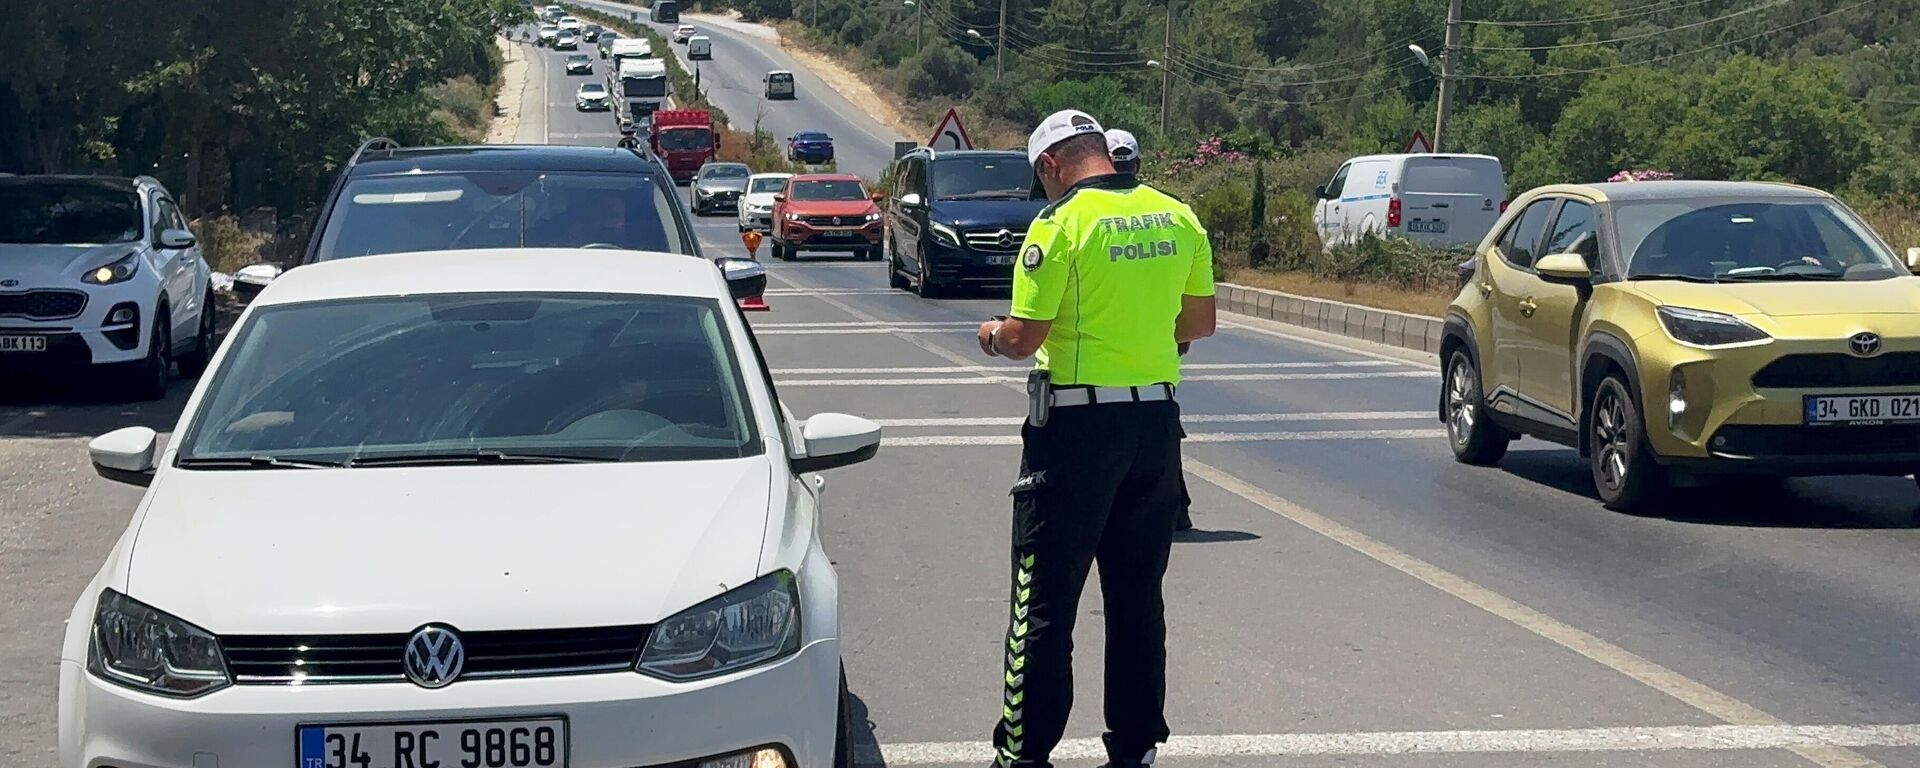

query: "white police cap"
(1027, 109), (1105, 167)
(1105, 129), (1139, 162)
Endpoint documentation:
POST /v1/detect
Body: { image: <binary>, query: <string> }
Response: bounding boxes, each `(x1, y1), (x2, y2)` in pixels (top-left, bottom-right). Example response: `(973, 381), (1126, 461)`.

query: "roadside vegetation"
(678, 0), (1920, 313)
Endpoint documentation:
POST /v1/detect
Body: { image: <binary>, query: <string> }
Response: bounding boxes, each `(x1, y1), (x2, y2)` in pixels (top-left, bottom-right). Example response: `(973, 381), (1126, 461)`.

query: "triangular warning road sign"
(1403, 129), (1433, 154)
(928, 107), (976, 151)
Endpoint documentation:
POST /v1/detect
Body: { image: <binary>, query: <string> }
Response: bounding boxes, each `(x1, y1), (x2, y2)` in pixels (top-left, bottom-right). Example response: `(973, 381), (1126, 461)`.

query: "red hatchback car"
(770, 173), (883, 261)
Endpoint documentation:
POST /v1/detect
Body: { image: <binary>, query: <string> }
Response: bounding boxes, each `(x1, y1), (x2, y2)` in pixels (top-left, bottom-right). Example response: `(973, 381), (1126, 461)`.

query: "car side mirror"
(1907, 247), (1919, 273)
(89, 427), (158, 486)
(790, 413), (882, 473)
(1535, 252), (1592, 283)
(1313, 185), (1330, 200)
(158, 228), (196, 249)
(899, 192), (924, 208)
(870, 193), (884, 204)
(773, 193), (786, 203)
(233, 263), (283, 300)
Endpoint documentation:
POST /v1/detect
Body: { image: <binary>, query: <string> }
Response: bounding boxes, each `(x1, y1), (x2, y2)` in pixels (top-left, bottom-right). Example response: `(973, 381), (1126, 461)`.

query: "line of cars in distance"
(51, 135), (883, 768)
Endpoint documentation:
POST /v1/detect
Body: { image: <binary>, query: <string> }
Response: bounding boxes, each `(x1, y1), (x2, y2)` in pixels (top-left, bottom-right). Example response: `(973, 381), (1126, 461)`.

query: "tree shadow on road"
(1496, 449), (1920, 530)
(0, 375), (197, 441)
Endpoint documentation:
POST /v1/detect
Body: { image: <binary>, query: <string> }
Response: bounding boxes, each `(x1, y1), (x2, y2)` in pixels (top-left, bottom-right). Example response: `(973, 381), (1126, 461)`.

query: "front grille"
(223, 624), (650, 685)
(0, 290), (87, 320)
(1711, 424), (1920, 456)
(1752, 352), (1920, 389)
(804, 215), (863, 226)
(964, 228), (1026, 253)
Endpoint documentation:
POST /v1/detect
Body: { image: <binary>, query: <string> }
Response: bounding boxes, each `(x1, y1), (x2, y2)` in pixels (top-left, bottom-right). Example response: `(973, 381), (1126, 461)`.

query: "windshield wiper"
(345, 450), (617, 467)
(1626, 273), (1721, 284)
(1720, 272), (1845, 281)
(177, 456), (346, 469)
(942, 191), (1033, 200)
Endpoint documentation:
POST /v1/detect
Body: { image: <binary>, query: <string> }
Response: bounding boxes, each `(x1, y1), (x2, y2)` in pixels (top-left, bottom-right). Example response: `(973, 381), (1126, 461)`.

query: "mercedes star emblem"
(997, 230), (1015, 247)
(1848, 332), (1883, 357)
(402, 625), (466, 688)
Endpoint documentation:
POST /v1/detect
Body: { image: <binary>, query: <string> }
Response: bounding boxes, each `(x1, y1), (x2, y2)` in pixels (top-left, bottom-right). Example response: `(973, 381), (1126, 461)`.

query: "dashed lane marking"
(885, 429), (1445, 447)
(858, 723), (1920, 765)
(871, 411), (1430, 427)
(775, 267), (1886, 768)
(780, 371), (1437, 386)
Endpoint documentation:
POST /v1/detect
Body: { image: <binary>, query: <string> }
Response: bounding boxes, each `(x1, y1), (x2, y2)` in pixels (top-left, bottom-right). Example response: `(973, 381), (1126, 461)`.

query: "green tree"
(1660, 57), (1878, 189)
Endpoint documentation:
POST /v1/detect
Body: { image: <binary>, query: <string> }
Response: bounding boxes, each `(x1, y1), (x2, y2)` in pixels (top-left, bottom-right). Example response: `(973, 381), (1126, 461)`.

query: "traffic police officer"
(1104, 127), (1195, 533)
(975, 110), (1216, 768)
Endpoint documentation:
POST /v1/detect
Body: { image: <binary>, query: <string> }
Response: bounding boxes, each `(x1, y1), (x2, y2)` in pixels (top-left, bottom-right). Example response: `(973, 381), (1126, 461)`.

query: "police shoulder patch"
(1022, 244), (1044, 272)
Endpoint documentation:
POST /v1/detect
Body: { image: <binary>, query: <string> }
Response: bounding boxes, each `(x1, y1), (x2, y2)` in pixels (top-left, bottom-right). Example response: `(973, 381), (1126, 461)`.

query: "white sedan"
(738, 172), (794, 232)
(60, 248), (878, 768)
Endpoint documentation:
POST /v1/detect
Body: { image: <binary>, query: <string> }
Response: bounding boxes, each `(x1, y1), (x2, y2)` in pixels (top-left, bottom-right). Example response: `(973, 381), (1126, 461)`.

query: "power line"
(1160, 64), (1436, 106)
(1461, 0), (1720, 27)
(1167, 51), (1418, 88)
(1169, 28), (1435, 73)
(1459, 0), (1878, 80)
(1465, 0), (1789, 52)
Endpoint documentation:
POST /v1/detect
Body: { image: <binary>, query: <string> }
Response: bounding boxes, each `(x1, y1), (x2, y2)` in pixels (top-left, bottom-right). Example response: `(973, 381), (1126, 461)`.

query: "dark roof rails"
(347, 137), (402, 167)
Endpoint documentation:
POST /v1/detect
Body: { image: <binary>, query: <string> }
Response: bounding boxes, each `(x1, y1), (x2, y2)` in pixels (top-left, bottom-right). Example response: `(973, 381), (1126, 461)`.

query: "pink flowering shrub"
(1607, 169), (1676, 182)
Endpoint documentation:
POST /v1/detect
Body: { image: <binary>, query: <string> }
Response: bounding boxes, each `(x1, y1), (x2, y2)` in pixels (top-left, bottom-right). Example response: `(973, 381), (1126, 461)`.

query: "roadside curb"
(1216, 282), (1444, 356)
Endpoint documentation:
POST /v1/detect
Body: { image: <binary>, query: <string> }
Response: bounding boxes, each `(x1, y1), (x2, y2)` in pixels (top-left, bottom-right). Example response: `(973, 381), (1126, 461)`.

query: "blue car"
(787, 132), (835, 164)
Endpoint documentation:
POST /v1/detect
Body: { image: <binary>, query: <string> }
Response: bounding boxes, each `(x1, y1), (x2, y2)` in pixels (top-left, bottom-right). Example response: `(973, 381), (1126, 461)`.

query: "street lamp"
(1407, 43), (1453, 152)
(1408, 44), (1434, 72)
(903, 0), (922, 53)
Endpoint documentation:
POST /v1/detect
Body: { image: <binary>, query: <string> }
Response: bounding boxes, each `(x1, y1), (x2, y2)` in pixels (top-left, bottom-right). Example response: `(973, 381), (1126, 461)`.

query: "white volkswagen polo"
(59, 249), (881, 768)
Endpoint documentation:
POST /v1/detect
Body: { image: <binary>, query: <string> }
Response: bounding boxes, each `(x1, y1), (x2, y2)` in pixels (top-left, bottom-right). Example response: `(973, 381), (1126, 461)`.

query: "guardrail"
(1216, 283), (1444, 355)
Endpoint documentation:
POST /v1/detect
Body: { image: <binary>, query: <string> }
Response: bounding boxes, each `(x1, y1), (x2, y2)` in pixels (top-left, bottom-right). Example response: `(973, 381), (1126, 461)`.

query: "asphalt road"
(6, 38), (1920, 768)
(563, 0), (907, 180)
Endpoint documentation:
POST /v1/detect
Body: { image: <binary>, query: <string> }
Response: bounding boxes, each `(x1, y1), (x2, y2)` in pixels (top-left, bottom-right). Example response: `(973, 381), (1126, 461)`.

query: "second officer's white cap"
(1027, 109), (1105, 166)
(1105, 129), (1140, 162)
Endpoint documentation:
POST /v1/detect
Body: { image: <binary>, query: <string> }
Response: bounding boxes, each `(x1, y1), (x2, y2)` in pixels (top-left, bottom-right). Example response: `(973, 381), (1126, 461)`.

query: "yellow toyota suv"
(1440, 180), (1920, 510)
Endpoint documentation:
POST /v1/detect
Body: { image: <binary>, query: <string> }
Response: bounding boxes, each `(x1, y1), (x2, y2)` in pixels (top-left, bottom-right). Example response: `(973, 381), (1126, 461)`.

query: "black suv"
(884, 149), (1044, 297)
(232, 139), (763, 302)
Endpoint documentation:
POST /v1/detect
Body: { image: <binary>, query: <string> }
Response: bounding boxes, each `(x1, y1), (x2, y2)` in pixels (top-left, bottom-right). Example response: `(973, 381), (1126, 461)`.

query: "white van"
(1312, 153), (1507, 248)
(764, 70), (796, 100)
(688, 35), (712, 60)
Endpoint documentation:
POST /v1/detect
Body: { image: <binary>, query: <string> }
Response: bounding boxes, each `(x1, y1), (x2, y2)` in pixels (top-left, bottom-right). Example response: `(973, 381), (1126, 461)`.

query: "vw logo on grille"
(832, 216), (844, 226)
(0, 279), (16, 287)
(1848, 332), (1883, 358)
(997, 230), (1015, 247)
(402, 625), (466, 688)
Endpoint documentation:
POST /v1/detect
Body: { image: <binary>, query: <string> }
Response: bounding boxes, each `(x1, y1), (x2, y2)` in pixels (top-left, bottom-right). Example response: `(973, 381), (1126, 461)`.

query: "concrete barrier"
(1217, 282), (1445, 355)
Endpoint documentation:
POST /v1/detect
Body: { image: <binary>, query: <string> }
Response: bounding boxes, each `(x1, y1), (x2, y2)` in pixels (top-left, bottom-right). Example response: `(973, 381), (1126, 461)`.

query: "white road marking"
(546, 131), (624, 139)
(780, 371), (1437, 386)
(1223, 318), (1439, 368)
(858, 723), (1920, 765)
(755, 327), (968, 335)
(873, 411), (1431, 427)
(755, 321), (979, 329)
(774, 361), (1403, 374)
(764, 288), (908, 296)
(778, 267), (1884, 768)
(885, 429), (1445, 447)
(1183, 458), (1886, 768)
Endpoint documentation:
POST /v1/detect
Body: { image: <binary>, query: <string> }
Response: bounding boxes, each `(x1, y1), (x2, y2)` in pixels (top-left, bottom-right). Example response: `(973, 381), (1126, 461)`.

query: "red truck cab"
(769, 173), (884, 262)
(649, 109), (717, 184)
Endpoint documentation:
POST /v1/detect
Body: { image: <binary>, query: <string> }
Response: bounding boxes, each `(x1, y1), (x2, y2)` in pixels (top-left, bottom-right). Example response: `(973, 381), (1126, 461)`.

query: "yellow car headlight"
(1655, 306), (1770, 348)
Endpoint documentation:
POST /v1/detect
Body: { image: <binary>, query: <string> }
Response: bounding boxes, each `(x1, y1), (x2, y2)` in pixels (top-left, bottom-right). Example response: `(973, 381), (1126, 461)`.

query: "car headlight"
(82, 252), (140, 285)
(1655, 306), (1770, 348)
(637, 571), (800, 681)
(786, 212), (804, 222)
(88, 590), (230, 697)
(864, 212), (882, 222)
(929, 222), (961, 246)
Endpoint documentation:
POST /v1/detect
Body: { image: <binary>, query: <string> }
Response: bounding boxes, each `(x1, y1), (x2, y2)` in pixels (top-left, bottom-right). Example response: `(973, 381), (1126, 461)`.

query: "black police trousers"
(991, 399), (1184, 768)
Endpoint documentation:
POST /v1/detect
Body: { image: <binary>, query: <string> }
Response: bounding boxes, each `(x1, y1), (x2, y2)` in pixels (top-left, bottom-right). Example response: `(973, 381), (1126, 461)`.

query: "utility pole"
(1160, 1), (1174, 136)
(995, 0), (1008, 80)
(1432, 0), (1462, 153)
(916, 1), (924, 54)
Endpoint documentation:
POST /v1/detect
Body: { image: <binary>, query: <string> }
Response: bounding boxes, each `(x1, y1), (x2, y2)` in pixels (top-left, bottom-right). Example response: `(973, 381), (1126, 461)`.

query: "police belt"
(1050, 383), (1175, 407)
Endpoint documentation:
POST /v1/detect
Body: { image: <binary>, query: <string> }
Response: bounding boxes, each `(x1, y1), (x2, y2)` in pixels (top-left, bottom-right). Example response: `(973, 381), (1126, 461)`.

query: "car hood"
(697, 178), (748, 193)
(124, 458), (774, 634)
(928, 199), (1046, 230)
(742, 192), (780, 208)
(786, 200), (877, 216)
(0, 243), (139, 285)
(1626, 277), (1920, 318)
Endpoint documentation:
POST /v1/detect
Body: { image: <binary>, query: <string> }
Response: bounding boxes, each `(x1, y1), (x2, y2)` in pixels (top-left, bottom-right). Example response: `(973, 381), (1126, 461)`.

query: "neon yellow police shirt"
(1010, 176), (1214, 386)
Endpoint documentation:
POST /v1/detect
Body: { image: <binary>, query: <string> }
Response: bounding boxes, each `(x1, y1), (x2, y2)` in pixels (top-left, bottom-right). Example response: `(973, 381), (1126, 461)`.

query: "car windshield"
(932, 157), (1038, 201)
(569, 55), (589, 62)
(769, 73), (793, 83)
(657, 129), (713, 152)
(794, 133), (829, 142)
(749, 176), (790, 194)
(0, 182), (144, 245)
(622, 77), (667, 97)
(1617, 197), (1902, 282)
(177, 292), (760, 465)
(702, 165), (749, 179)
(790, 180), (865, 201)
(313, 171), (690, 260)
(580, 84), (605, 94)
